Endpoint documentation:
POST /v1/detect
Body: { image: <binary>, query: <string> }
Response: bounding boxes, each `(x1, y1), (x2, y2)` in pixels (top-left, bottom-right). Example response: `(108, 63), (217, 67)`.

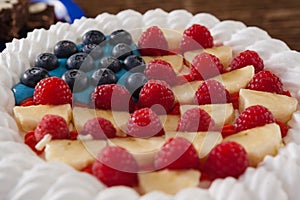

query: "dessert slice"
(158, 114), (180, 132)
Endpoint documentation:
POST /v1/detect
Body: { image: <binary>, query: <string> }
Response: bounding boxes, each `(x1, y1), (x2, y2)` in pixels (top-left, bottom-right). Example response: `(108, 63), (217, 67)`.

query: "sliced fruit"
(161, 28), (184, 51)
(158, 115), (180, 132)
(180, 104), (235, 127)
(138, 169), (200, 195)
(223, 123), (282, 166)
(184, 46), (232, 68)
(165, 132), (222, 159)
(13, 104), (72, 132)
(108, 137), (165, 170)
(239, 89), (298, 123)
(44, 139), (107, 170)
(172, 80), (202, 104)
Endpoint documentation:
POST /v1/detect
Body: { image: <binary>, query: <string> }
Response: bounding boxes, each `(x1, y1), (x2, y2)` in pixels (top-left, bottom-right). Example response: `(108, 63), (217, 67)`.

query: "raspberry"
(80, 117), (116, 139)
(194, 80), (230, 105)
(230, 50), (264, 73)
(180, 24), (213, 52)
(138, 80), (175, 114)
(24, 130), (44, 155)
(234, 105), (275, 132)
(91, 84), (135, 112)
(154, 137), (200, 170)
(34, 114), (70, 141)
(20, 97), (34, 106)
(138, 26), (169, 56)
(203, 141), (249, 179)
(92, 146), (139, 187)
(190, 52), (224, 80)
(177, 107), (216, 132)
(246, 70), (284, 94)
(126, 108), (165, 138)
(33, 77), (72, 105)
(221, 124), (237, 138)
(144, 59), (178, 86)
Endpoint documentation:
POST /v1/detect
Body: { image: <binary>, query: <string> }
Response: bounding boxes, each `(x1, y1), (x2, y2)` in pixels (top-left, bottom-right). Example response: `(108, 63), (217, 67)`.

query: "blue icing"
(12, 83), (34, 105)
(48, 59), (68, 77)
(77, 44), (84, 52)
(73, 85), (95, 105)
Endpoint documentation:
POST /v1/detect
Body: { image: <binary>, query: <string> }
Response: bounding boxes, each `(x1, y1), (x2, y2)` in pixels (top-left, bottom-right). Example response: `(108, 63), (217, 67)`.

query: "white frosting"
(279, 143), (300, 165)
(187, 13), (220, 29)
(143, 9), (168, 28)
(140, 191), (173, 200)
(0, 142), (35, 160)
(0, 127), (22, 142)
(0, 84), (15, 114)
(94, 186), (140, 200)
(175, 188), (212, 200)
(0, 111), (19, 132)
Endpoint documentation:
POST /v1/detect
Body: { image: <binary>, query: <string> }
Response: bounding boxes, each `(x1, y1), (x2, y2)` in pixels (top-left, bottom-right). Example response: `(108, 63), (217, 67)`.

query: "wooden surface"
(73, 0), (300, 51)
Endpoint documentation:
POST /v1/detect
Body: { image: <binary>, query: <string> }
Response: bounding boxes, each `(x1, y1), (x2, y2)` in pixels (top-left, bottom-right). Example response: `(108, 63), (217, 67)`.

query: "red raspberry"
(34, 114), (70, 141)
(154, 137), (200, 170)
(126, 108), (165, 138)
(190, 52), (224, 80)
(80, 117), (116, 139)
(92, 146), (139, 187)
(203, 141), (249, 179)
(177, 107), (216, 132)
(230, 50), (264, 73)
(246, 70), (283, 94)
(24, 130), (44, 155)
(234, 105), (275, 132)
(138, 26), (169, 56)
(221, 124), (237, 138)
(194, 80), (230, 105)
(144, 59), (178, 86)
(91, 84), (135, 112)
(20, 97), (34, 106)
(33, 77), (72, 105)
(138, 80), (175, 114)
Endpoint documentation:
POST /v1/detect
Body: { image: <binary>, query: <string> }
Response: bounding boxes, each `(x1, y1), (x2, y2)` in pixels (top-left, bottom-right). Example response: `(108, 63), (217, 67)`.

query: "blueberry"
(54, 40), (78, 58)
(66, 52), (94, 72)
(82, 43), (103, 59)
(62, 69), (89, 92)
(125, 72), (148, 99)
(34, 53), (59, 70)
(21, 67), (50, 88)
(98, 56), (121, 73)
(91, 68), (117, 86)
(111, 43), (133, 60)
(82, 30), (106, 45)
(109, 29), (133, 45)
(123, 55), (146, 72)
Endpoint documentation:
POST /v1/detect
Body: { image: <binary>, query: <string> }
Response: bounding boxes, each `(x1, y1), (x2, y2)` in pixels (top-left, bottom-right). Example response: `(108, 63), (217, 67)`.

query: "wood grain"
(73, 0), (300, 51)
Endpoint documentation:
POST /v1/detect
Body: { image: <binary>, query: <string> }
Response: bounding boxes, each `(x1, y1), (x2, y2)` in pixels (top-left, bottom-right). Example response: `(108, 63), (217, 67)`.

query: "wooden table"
(73, 0), (300, 51)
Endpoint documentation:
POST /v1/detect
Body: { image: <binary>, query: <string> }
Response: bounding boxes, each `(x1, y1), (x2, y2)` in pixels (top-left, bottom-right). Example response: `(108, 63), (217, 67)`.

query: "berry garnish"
(111, 43), (133, 60)
(138, 26), (169, 56)
(34, 114), (70, 141)
(109, 29), (133, 45)
(82, 30), (106, 45)
(203, 141), (249, 179)
(20, 67), (50, 88)
(54, 40), (78, 58)
(177, 107), (216, 132)
(144, 59), (178, 86)
(234, 105), (275, 132)
(34, 53), (59, 70)
(124, 72), (148, 99)
(91, 84), (134, 112)
(24, 130), (44, 154)
(221, 124), (237, 138)
(123, 55), (146, 72)
(61, 69), (89, 92)
(126, 108), (165, 138)
(33, 77), (72, 105)
(230, 50), (264, 73)
(246, 70), (283, 94)
(98, 56), (121, 73)
(92, 146), (139, 187)
(194, 80), (230, 105)
(276, 120), (289, 138)
(80, 117), (116, 139)
(91, 68), (117, 86)
(66, 52), (94, 72)
(190, 52), (224, 80)
(180, 24), (213, 52)
(154, 137), (200, 170)
(20, 97), (34, 107)
(138, 80), (175, 114)
(82, 43), (103, 59)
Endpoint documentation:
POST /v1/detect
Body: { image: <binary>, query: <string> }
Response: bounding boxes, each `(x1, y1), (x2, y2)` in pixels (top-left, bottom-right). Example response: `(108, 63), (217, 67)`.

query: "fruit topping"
(66, 52), (94, 72)
(194, 79), (230, 105)
(81, 43), (103, 59)
(109, 29), (133, 45)
(54, 40), (78, 58)
(61, 69), (89, 92)
(230, 50), (264, 73)
(80, 117), (116, 139)
(91, 68), (117, 86)
(126, 108), (165, 138)
(24, 130), (44, 155)
(92, 146), (139, 187)
(203, 141), (249, 179)
(180, 24), (213, 52)
(34, 53), (59, 70)
(98, 56), (122, 73)
(82, 30), (106, 45)
(138, 26), (169, 56)
(21, 67), (50, 88)
(33, 77), (72, 105)
(111, 43), (133, 60)
(123, 55), (146, 72)
(154, 137), (200, 170)
(124, 72), (148, 99)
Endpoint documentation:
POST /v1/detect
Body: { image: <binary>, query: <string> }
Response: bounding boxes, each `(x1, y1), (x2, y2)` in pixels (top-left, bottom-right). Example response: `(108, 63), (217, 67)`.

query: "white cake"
(1, 8), (300, 200)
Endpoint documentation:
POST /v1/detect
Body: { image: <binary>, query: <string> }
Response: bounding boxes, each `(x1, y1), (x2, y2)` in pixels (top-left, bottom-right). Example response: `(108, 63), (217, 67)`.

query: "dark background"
(73, 0), (300, 51)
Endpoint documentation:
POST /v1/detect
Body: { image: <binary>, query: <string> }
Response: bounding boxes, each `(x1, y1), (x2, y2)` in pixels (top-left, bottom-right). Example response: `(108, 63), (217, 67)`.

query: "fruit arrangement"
(11, 22), (298, 195)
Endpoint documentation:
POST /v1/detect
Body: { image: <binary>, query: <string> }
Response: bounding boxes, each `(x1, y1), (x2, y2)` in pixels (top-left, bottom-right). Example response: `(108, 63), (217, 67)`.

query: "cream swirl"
(94, 186), (140, 200)
(175, 187), (212, 200)
(140, 191), (173, 200)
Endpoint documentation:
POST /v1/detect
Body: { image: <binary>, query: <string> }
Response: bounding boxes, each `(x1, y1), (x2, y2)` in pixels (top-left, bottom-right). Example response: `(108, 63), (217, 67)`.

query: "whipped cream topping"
(0, 84), (15, 114)
(175, 187), (212, 200)
(94, 186), (140, 200)
(140, 191), (173, 200)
